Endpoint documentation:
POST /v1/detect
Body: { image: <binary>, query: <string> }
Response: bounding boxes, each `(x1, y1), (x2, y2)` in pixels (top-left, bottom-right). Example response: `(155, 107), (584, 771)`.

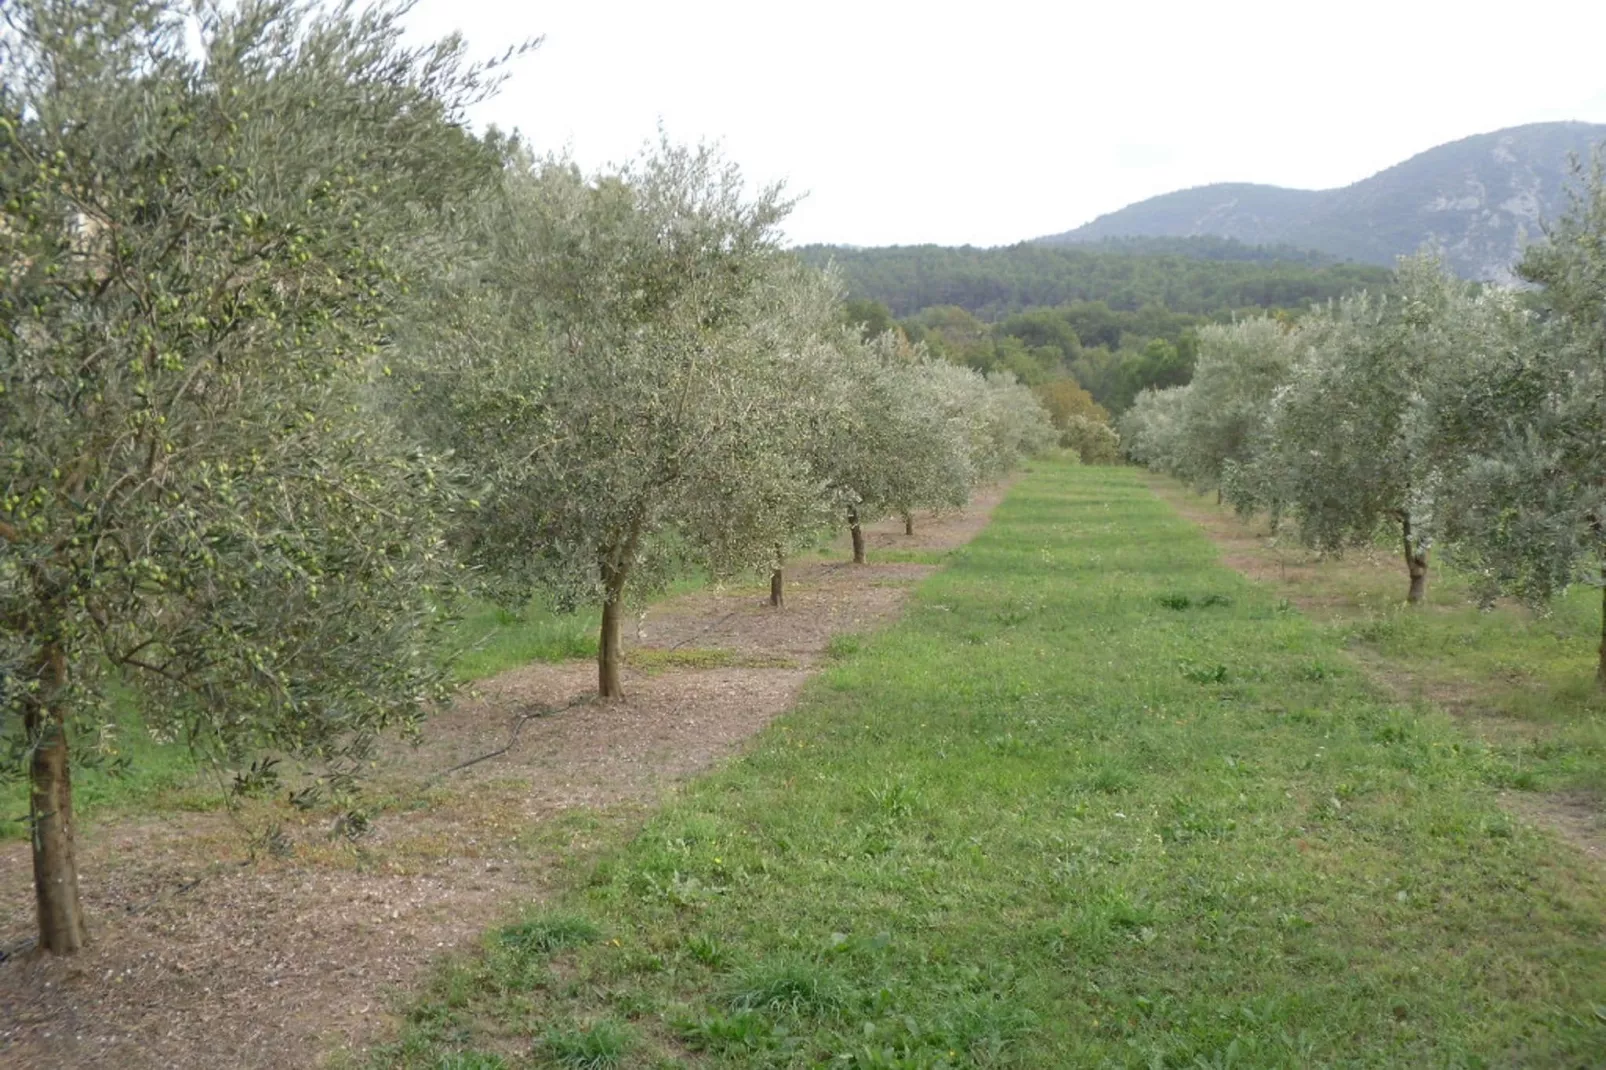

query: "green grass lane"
(385, 461), (1606, 1069)
(1151, 477), (1606, 799)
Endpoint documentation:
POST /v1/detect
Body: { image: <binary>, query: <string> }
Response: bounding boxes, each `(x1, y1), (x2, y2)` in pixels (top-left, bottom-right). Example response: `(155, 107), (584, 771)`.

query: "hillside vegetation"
(798, 241), (1390, 320)
(801, 241), (1389, 420)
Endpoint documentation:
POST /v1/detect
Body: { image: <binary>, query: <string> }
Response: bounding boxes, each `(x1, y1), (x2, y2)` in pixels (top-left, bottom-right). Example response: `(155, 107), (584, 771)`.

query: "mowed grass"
(1148, 477), (1606, 799)
(1318, 549), (1606, 797)
(380, 460), (1606, 1069)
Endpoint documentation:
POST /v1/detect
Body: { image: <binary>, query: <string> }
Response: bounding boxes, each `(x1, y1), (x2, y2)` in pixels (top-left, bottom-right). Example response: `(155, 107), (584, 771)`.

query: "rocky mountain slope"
(1038, 122), (1606, 282)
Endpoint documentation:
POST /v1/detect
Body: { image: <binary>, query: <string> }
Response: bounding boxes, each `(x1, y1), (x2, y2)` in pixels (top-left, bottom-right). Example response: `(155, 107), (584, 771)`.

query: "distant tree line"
(814, 240), (1390, 421)
(1052, 235), (1356, 266)
(798, 241), (1392, 320)
(886, 302), (1190, 427)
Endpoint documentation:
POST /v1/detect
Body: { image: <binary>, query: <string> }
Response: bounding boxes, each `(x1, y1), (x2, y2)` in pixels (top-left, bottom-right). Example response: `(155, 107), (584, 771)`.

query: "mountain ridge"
(1036, 122), (1606, 282)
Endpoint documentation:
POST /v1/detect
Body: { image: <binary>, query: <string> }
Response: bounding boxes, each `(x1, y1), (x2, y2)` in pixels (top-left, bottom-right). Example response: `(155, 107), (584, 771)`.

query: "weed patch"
(541, 1019), (634, 1069)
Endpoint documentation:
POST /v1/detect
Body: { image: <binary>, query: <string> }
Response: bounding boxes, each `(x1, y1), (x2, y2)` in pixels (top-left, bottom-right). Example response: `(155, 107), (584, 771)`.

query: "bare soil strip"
(1148, 476), (1605, 864)
(0, 485), (1010, 1070)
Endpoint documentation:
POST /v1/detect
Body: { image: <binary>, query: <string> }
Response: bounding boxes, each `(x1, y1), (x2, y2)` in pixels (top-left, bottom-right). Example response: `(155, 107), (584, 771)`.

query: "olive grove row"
(1121, 169), (1606, 687)
(0, 0), (1053, 953)
(393, 146), (1054, 700)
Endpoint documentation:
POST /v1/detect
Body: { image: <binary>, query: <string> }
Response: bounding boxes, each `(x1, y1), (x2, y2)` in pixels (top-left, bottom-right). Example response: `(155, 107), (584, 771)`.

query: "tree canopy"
(0, 0), (521, 951)
(1431, 152), (1606, 680)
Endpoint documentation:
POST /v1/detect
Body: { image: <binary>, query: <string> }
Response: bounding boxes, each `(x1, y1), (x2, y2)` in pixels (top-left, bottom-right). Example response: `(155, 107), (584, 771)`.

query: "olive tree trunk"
(28, 642), (87, 954)
(1401, 517), (1429, 605)
(598, 563), (627, 699)
(1597, 579), (1605, 690)
(848, 506), (866, 565)
(902, 511), (914, 537)
(767, 543), (785, 608)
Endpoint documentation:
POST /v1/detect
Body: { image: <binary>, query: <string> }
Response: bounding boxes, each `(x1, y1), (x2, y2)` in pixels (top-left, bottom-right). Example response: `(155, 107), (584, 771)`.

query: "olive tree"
(798, 333), (1047, 563)
(971, 370), (1058, 480)
(797, 328), (916, 564)
(884, 357), (983, 537)
(0, 0), (514, 952)
(1432, 154), (1606, 682)
(1259, 257), (1475, 603)
(675, 264), (845, 608)
(1175, 317), (1300, 501)
(1119, 385), (1192, 473)
(447, 143), (823, 699)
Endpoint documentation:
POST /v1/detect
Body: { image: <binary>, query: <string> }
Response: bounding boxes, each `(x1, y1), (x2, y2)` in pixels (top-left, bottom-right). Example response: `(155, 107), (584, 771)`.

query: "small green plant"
(686, 933), (730, 968)
(1486, 763), (1543, 791)
(1295, 661), (1334, 681)
(541, 1019), (633, 1069)
(1087, 764), (1136, 794)
(497, 914), (602, 957)
(826, 634), (864, 660)
(724, 955), (853, 1015)
(867, 780), (920, 819)
(1179, 660), (1229, 684)
(994, 599), (1038, 626)
(1159, 592), (1232, 611)
(483, 914), (601, 992)
(1372, 721), (1412, 745)
(823, 930), (891, 958)
(677, 1009), (780, 1053)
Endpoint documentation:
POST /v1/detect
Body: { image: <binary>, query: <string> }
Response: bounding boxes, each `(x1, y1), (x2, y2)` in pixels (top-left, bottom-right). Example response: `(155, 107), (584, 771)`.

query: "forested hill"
(795, 240), (1391, 321)
(1038, 121), (1606, 283)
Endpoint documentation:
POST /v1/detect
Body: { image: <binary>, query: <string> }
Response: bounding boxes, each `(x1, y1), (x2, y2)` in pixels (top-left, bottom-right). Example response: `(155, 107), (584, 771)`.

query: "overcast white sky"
(405, 0), (1606, 249)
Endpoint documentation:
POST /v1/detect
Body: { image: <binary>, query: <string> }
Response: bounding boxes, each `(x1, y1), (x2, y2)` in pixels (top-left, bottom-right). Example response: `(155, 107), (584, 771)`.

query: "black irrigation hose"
(665, 611), (737, 652)
(430, 695), (590, 782)
(0, 936), (34, 963)
(120, 861), (251, 919)
(0, 698), (591, 969)
(657, 557), (852, 654)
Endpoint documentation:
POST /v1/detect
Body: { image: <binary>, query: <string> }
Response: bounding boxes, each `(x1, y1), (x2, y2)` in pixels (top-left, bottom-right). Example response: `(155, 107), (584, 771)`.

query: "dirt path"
(0, 486), (1012, 1070)
(1148, 476), (1606, 865)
